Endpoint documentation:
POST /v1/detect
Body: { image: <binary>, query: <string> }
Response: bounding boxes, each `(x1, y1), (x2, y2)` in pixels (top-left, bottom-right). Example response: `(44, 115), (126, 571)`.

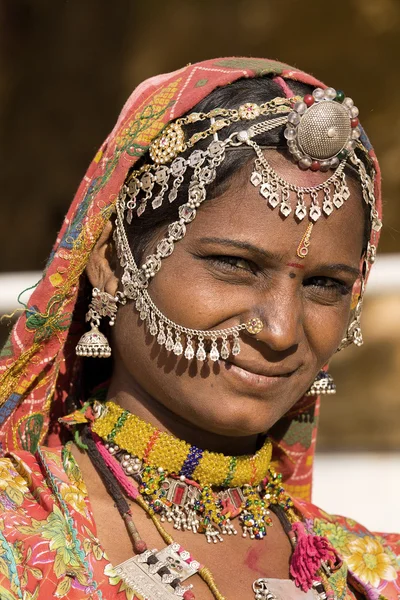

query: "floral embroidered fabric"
(0, 445), (397, 599)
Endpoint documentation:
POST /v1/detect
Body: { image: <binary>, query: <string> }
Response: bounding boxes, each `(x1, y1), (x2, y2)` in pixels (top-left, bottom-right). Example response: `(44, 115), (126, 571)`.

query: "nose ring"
(245, 317), (264, 335)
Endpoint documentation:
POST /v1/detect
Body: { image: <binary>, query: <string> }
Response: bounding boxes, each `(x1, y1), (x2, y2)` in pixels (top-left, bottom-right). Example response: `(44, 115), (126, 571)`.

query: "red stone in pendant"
(351, 117), (359, 128)
(228, 487), (245, 510)
(172, 482), (188, 506)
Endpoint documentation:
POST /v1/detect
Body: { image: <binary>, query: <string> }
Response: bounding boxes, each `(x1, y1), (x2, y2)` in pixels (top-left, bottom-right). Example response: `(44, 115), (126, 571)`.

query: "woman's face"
(111, 151), (365, 438)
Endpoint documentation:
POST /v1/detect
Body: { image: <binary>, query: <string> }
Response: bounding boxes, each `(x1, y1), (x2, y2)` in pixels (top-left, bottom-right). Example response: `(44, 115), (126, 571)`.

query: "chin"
(181, 377), (300, 440)
(187, 398), (280, 438)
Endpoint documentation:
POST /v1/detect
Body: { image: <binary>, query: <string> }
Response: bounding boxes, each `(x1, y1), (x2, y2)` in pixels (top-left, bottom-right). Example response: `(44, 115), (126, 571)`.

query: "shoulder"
(0, 448), (61, 598)
(0, 446), (140, 599)
(0, 446), (83, 598)
(297, 496), (400, 554)
(294, 496), (400, 596)
(0, 451), (34, 502)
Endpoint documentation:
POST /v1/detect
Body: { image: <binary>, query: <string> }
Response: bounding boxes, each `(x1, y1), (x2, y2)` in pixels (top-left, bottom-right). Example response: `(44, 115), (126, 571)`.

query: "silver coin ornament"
(284, 87), (361, 171)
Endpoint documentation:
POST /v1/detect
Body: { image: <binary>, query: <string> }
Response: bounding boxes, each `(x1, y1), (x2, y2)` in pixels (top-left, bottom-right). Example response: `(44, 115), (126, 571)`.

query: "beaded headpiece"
(112, 86), (380, 362)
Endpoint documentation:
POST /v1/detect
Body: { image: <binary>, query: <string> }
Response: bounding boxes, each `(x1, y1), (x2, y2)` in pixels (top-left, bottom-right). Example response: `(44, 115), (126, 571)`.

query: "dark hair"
(123, 76), (371, 263)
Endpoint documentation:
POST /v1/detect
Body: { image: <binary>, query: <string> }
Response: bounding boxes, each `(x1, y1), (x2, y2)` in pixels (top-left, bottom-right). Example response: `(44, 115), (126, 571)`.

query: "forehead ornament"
(106, 89), (379, 364)
(238, 102), (262, 120)
(296, 223), (313, 259)
(285, 87), (360, 171)
(149, 122), (185, 164)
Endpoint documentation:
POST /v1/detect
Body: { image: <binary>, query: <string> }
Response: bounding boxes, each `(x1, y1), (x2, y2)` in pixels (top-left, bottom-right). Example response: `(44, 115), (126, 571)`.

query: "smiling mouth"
(225, 359), (296, 379)
(222, 359), (297, 389)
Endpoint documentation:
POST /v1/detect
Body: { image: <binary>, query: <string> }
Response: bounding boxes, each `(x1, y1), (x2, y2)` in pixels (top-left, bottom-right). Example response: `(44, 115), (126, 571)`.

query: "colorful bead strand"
(92, 401), (272, 488)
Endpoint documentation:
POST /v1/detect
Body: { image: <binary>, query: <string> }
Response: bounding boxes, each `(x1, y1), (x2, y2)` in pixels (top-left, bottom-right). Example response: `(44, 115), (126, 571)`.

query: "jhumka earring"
(76, 288), (124, 358)
(305, 370), (336, 396)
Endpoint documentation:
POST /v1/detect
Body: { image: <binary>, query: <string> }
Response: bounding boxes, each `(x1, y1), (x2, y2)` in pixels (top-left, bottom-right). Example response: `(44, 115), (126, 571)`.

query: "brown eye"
(229, 258), (250, 270)
(305, 276), (351, 296)
(208, 255), (256, 273)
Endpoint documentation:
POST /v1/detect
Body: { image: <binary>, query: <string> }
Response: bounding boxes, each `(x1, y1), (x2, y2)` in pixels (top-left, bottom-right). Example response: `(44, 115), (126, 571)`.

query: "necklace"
(114, 542), (201, 600)
(92, 401), (273, 486)
(92, 401), (293, 543)
(74, 402), (338, 600)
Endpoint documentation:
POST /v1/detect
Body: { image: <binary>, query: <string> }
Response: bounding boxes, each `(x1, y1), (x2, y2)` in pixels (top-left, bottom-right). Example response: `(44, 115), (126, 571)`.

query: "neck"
(106, 376), (259, 456)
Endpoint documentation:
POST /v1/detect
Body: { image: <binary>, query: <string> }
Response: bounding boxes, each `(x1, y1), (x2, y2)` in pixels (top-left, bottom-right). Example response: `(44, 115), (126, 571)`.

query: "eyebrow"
(312, 263), (361, 278)
(199, 237), (361, 278)
(198, 237), (285, 263)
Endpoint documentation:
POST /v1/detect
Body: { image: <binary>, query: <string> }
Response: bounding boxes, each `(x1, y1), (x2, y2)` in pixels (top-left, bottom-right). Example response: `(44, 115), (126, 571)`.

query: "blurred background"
(1, 0), (399, 530)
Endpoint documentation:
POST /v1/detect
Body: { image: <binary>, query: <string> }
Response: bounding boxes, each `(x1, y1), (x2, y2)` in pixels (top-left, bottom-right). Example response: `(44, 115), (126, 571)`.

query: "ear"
(85, 220), (119, 295)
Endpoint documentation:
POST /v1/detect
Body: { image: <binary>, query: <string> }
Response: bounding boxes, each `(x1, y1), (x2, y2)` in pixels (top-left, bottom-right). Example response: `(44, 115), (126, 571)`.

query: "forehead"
(184, 151), (366, 267)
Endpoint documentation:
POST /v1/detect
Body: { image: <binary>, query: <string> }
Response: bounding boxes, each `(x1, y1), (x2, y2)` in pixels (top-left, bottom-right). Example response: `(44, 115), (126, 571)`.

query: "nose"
(252, 288), (302, 354)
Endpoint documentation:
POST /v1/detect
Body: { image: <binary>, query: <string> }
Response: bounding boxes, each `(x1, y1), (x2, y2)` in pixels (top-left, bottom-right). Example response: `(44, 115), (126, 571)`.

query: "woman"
(0, 57), (398, 600)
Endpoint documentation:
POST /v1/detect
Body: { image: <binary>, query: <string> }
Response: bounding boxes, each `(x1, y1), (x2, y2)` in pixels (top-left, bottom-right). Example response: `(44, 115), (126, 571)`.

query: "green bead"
(338, 149), (349, 160)
(335, 90), (345, 103)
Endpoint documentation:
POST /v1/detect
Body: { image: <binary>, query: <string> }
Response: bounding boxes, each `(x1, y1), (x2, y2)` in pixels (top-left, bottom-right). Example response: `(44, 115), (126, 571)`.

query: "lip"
(227, 358), (297, 378)
(222, 359), (298, 391)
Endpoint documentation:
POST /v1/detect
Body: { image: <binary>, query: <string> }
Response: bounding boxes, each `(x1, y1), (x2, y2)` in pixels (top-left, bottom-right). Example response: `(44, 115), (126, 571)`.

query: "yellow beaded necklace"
(91, 400), (294, 544)
(92, 400), (273, 487)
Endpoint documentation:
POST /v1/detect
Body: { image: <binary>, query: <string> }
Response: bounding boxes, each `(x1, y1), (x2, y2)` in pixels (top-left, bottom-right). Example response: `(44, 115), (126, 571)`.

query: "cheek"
(111, 303), (182, 402)
(304, 297), (351, 361)
(149, 255), (254, 329)
(112, 305), (146, 363)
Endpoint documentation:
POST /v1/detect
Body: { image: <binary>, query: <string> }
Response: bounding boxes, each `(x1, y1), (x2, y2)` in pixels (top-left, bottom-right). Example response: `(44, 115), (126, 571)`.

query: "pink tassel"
(289, 522), (336, 592)
(92, 432), (139, 499)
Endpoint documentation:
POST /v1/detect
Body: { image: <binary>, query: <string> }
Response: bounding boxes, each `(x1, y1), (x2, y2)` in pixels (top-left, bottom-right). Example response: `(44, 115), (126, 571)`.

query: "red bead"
(351, 117), (359, 128)
(135, 541), (148, 554)
(304, 94), (314, 107)
(310, 161), (320, 171)
(183, 592), (196, 600)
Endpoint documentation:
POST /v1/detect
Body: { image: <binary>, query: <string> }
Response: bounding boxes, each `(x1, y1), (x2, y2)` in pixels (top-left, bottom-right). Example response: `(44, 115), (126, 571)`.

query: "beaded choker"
(92, 401), (273, 487)
(91, 401), (293, 543)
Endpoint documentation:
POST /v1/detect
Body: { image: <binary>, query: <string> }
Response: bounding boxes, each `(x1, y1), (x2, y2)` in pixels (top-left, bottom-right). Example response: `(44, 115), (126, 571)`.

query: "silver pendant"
(114, 543), (199, 600)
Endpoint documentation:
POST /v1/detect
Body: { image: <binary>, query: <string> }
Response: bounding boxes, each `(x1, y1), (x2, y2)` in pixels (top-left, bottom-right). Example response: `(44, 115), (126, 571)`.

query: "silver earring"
(305, 371), (336, 396)
(338, 312), (363, 350)
(75, 288), (124, 358)
(338, 269), (366, 351)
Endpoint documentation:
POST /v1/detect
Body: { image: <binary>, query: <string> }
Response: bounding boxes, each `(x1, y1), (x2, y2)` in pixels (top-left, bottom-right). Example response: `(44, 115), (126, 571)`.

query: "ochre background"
(1, 0), (399, 450)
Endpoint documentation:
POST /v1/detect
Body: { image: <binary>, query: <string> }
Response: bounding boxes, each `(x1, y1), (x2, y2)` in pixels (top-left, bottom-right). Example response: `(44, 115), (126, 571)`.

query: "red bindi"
(287, 262), (305, 270)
